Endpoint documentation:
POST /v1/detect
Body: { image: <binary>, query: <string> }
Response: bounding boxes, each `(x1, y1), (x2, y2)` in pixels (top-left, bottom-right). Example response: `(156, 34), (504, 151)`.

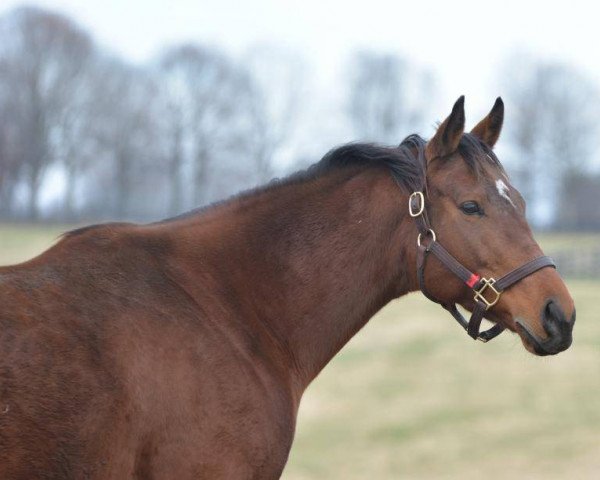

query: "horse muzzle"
(515, 301), (576, 356)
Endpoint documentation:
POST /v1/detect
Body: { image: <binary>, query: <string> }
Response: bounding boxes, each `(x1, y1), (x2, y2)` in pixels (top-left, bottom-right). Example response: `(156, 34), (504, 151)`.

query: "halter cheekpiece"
(409, 190), (556, 342)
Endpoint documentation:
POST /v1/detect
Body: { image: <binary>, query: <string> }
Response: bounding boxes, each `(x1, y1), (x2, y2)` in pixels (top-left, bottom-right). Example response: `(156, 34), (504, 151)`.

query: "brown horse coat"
(0, 99), (574, 479)
(0, 219), (302, 478)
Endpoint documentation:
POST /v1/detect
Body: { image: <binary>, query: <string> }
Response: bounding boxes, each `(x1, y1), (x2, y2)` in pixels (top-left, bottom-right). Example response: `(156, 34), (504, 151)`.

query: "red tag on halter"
(466, 274), (481, 288)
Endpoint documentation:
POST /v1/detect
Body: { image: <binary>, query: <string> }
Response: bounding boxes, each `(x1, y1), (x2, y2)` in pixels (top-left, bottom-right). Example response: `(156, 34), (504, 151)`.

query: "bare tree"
(156, 45), (248, 212)
(55, 64), (102, 220)
(242, 45), (305, 183)
(154, 52), (193, 215)
(0, 65), (26, 216)
(87, 57), (161, 219)
(503, 53), (599, 228)
(0, 7), (455, 224)
(346, 51), (435, 143)
(538, 65), (598, 176)
(0, 6), (94, 219)
(501, 54), (546, 210)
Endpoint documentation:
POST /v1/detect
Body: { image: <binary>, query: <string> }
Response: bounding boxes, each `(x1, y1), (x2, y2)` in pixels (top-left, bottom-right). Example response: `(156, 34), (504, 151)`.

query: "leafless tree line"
(0, 6), (307, 221)
(502, 52), (600, 230)
(0, 6), (597, 229)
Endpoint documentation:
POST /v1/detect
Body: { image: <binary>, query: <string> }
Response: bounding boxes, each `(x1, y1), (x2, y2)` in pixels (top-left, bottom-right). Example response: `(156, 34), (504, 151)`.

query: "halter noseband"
(409, 191), (556, 343)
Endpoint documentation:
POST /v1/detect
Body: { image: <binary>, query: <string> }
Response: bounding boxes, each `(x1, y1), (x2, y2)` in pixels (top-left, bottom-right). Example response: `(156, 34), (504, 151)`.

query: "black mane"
(456, 132), (504, 174)
(306, 132), (504, 193)
(312, 134), (427, 193)
(104, 132), (506, 230)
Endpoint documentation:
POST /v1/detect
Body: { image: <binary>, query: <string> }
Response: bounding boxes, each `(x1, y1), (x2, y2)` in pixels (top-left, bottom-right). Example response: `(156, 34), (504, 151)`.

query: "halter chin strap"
(409, 191), (556, 343)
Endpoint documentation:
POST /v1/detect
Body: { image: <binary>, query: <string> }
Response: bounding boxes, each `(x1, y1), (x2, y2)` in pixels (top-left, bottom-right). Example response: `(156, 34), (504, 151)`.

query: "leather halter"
(409, 191), (556, 342)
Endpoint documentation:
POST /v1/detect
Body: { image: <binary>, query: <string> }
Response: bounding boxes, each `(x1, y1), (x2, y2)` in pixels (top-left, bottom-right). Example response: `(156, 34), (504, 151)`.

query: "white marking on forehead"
(495, 179), (516, 208)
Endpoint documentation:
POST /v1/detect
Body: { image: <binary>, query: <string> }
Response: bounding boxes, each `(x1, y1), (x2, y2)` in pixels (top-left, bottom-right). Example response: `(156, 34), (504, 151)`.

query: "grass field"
(284, 282), (600, 479)
(0, 225), (598, 479)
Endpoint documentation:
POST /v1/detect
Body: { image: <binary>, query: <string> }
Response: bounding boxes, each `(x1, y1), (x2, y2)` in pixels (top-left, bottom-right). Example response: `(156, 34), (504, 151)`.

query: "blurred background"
(0, 0), (597, 478)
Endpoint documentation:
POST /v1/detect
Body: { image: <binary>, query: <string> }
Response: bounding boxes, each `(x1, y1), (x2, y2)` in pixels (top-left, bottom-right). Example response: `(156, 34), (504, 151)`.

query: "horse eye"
(460, 201), (481, 215)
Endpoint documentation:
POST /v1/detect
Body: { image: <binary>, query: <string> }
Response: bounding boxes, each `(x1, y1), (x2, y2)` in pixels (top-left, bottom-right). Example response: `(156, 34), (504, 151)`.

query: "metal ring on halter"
(417, 229), (436, 247)
(409, 191), (425, 217)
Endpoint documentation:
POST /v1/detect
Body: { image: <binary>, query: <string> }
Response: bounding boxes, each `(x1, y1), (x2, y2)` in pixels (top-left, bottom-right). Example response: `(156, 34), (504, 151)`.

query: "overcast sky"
(0, 0), (598, 122)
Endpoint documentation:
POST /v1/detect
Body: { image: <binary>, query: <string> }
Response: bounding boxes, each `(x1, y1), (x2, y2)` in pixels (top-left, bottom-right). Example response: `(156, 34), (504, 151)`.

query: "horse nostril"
(542, 300), (568, 336)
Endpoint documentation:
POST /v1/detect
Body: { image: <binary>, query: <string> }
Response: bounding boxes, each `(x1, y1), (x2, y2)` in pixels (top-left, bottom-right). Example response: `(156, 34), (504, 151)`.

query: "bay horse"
(0, 97), (574, 479)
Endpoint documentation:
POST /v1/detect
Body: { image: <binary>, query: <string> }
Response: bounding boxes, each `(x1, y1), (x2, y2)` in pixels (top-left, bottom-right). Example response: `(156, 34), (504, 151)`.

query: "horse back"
(0, 224), (295, 479)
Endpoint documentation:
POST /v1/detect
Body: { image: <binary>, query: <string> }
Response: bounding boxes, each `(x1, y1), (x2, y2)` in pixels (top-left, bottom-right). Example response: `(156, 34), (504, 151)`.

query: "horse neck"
(164, 167), (417, 394)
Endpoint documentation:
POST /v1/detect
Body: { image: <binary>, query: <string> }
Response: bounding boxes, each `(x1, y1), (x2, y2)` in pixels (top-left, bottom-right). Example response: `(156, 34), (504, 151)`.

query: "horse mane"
(310, 134), (427, 193)
(65, 132), (506, 236)
(456, 132), (505, 176)
(302, 131), (504, 193)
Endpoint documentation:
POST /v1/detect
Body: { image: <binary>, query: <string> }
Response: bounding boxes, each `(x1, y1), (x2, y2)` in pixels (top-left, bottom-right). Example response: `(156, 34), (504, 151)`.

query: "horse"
(0, 97), (575, 479)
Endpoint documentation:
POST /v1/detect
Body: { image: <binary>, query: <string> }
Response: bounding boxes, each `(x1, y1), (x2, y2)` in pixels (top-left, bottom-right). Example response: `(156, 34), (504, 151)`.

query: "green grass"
(0, 225), (597, 479)
(284, 284), (600, 479)
(536, 232), (600, 251)
(0, 224), (68, 265)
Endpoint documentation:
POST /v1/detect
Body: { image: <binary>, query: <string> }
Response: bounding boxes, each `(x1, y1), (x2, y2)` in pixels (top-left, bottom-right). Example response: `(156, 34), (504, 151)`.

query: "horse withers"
(0, 97), (574, 479)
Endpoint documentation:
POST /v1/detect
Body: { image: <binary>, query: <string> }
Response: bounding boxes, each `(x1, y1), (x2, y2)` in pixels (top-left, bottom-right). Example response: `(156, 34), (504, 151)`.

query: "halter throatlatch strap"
(410, 190), (556, 343)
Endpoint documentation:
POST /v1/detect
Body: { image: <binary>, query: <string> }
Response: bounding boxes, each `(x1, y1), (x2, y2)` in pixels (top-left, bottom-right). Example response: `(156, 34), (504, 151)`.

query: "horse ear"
(425, 96), (465, 162)
(470, 97), (504, 148)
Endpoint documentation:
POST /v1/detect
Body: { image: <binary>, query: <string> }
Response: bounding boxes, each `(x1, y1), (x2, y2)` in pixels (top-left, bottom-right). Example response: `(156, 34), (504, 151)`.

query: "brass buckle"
(473, 278), (501, 310)
(409, 191), (425, 217)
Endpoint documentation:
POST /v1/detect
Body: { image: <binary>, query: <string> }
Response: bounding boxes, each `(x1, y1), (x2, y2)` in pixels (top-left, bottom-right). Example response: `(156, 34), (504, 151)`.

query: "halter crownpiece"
(409, 190), (556, 342)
